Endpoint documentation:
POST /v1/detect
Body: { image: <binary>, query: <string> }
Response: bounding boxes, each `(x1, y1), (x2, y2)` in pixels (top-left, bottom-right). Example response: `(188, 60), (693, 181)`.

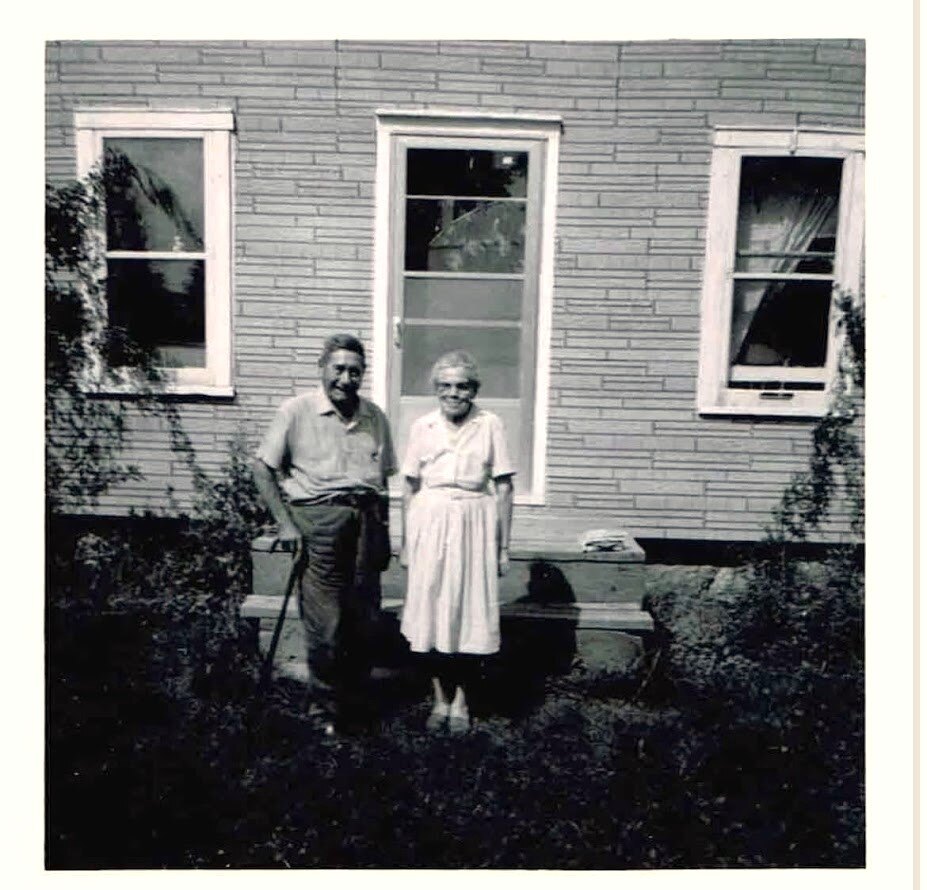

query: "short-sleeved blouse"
(400, 407), (515, 492)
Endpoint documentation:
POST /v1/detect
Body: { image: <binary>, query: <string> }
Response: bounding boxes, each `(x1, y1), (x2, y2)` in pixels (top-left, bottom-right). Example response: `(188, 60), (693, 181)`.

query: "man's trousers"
(289, 500), (387, 723)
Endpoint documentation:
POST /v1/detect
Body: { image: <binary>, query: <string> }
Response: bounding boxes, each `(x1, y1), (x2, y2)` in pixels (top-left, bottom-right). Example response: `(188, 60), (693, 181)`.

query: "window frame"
(74, 108), (235, 397)
(373, 110), (561, 505)
(697, 127), (864, 418)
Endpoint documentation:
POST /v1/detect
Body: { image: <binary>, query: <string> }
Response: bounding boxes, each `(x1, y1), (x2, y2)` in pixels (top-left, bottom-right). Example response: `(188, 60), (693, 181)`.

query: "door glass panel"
(405, 199), (526, 273)
(407, 148), (528, 198)
(734, 156), (842, 274)
(404, 278), (523, 322)
(104, 137), (205, 252)
(729, 279), (832, 368)
(106, 258), (206, 367)
(401, 324), (521, 398)
(394, 140), (540, 495)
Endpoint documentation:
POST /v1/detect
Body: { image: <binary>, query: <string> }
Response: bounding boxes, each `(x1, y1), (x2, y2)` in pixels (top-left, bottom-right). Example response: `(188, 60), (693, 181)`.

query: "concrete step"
(247, 530), (652, 680)
(252, 536), (647, 607)
(242, 594), (653, 681)
(243, 594), (653, 633)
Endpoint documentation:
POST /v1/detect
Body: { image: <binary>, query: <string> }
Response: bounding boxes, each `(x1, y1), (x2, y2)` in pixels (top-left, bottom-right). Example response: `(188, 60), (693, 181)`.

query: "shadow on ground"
(368, 559), (581, 724)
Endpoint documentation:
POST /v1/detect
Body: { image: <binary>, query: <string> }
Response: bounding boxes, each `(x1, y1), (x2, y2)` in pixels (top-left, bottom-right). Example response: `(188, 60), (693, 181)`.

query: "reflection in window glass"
(401, 324), (521, 397)
(106, 258), (206, 367)
(407, 148), (528, 198)
(735, 157), (842, 274)
(405, 199), (525, 273)
(404, 278), (523, 322)
(729, 279), (832, 368)
(104, 138), (204, 252)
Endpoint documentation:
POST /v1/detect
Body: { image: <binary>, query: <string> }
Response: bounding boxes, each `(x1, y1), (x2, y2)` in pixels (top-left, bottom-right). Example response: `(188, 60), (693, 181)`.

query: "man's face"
(321, 348), (365, 407)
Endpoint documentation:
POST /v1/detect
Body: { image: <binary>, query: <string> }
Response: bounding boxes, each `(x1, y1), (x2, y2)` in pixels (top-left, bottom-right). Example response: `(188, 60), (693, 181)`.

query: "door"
(388, 135), (545, 493)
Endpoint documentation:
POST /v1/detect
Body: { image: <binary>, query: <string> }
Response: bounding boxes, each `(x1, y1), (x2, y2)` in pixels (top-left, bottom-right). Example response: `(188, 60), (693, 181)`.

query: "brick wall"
(45, 39), (865, 542)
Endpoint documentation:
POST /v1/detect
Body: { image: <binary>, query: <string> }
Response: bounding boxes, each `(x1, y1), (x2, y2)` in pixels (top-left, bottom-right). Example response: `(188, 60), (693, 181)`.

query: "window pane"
(104, 138), (204, 252)
(405, 199), (526, 273)
(106, 258), (206, 367)
(407, 148), (528, 198)
(735, 157), (842, 274)
(401, 324), (521, 397)
(729, 279), (832, 368)
(404, 277), (523, 322)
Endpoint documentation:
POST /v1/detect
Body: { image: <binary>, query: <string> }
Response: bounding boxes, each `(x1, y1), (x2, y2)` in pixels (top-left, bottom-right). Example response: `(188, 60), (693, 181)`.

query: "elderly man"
(253, 333), (396, 735)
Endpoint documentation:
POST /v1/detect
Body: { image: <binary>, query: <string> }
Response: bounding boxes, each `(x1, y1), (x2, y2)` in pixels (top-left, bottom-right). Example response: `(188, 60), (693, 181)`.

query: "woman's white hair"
(430, 350), (481, 391)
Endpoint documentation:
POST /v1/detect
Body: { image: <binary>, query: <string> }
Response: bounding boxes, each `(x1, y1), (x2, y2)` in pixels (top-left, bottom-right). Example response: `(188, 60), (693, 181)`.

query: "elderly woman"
(399, 350), (515, 733)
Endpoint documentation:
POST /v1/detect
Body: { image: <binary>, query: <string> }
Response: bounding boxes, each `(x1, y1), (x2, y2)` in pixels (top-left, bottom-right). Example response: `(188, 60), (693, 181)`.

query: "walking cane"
(258, 537), (303, 692)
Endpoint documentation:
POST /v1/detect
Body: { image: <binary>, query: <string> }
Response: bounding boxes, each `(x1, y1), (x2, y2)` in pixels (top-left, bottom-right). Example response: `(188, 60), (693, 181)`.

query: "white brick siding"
(45, 39), (865, 542)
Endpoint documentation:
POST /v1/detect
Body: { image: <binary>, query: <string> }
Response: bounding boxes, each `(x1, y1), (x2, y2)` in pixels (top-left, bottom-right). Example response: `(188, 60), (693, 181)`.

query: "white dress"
(399, 408), (515, 655)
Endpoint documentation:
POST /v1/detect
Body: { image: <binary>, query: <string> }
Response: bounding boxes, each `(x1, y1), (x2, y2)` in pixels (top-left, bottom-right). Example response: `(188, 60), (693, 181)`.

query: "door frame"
(372, 109), (561, 505)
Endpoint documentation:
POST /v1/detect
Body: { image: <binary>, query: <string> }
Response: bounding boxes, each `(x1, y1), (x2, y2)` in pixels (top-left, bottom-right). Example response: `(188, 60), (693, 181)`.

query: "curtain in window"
(730, 191), (838, 365)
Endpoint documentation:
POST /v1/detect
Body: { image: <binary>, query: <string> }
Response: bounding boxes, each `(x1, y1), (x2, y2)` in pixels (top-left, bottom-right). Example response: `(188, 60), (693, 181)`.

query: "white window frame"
(74, 108), (235, 397)
(372, 109), (560, 505)
(697, 127), (864, 418)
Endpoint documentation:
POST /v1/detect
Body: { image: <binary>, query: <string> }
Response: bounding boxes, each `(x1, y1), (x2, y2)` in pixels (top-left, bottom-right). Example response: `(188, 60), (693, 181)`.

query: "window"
(697, 128), (864, 416)
(373, 111), (560, 504)
(75, 109), (234, 395)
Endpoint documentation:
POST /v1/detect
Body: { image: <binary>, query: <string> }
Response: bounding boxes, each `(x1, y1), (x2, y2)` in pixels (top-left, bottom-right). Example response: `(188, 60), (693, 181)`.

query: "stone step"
(242, 594), (652, 680)
(243, 594), (654, 633)
(252, 537), (647, 607)
(247, 530), (652, 679)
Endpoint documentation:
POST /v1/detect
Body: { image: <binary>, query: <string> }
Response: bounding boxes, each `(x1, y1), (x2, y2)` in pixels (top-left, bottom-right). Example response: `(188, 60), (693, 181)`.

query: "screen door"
(388, 136), (544, 491)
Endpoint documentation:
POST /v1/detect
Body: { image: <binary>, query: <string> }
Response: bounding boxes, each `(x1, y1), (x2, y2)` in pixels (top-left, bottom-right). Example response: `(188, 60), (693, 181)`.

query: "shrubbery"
(51, 432), (270, 703)
(642, 561), (864, 866)
(645, 290), (864, 717)
(46, 163), (271, 692)
(636, 291), (866, 866)
(46, 171), (157, 511)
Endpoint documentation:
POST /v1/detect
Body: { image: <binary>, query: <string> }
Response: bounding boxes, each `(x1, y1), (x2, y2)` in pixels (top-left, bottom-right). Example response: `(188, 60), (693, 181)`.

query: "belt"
(295, 489), (382, 509)
(418, 486), (488, 500)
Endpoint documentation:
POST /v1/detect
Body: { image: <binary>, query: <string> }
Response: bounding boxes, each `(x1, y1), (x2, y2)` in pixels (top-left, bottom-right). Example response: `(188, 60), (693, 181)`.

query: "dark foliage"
(46, 588), (864, 868)
(47, 537), (864, 870)
(768, 290), (865, 543)
(45, 167), (171, 513)
(643, 563), (863, 862)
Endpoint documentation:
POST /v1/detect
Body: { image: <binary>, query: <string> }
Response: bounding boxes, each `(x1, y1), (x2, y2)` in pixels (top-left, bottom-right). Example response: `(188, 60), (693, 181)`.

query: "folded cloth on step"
(579, 528), (631, 552)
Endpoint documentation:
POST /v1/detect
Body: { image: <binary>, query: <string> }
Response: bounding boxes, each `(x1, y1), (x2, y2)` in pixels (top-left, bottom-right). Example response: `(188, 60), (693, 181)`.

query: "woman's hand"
(399, 543), (409, 569)
(498, 546), (510, 577)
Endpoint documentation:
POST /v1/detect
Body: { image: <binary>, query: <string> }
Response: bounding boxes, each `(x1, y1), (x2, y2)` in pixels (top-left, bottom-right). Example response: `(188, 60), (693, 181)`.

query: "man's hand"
(498, 546), (510, 577)
(253, 459), (302, 557)
(276, 520), (302, 556)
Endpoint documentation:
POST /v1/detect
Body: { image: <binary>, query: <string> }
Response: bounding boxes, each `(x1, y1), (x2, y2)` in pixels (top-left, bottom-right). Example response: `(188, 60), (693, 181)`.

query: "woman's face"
(435, 366), (476, 422)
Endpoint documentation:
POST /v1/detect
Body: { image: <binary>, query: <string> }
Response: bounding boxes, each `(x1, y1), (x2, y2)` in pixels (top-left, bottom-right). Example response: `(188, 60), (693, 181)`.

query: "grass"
(46, 591), (864, 870)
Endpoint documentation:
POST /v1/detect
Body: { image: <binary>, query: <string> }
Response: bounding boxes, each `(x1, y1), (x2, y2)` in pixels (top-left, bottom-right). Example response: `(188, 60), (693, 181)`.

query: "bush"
(46, 168), (171, 513)
(46, 161), (272, 693)
(646, 559), (862, 709)
(52, 431), (271, 702)
(642, 558), (864, 866)
(767, 289), (865, 544)
(642, 290), (864, 792)
(46, 620), (864, 868)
